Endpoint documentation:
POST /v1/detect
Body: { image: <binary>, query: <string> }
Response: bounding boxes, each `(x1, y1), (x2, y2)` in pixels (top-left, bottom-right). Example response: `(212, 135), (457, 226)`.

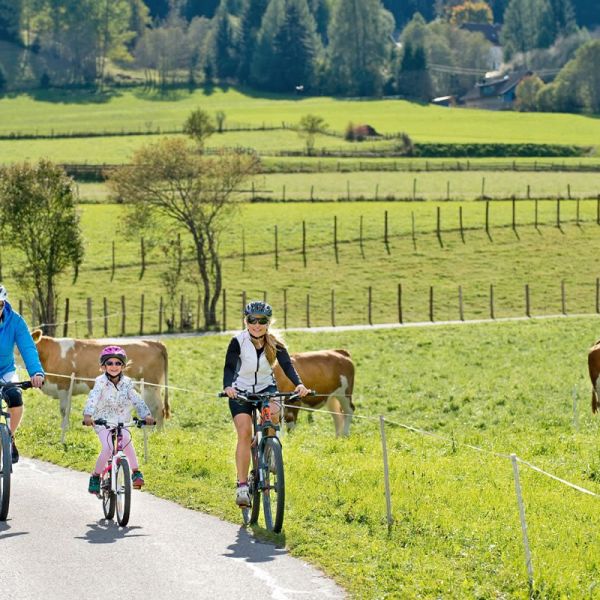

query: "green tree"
(298, 114), (327, 155)
(208, 6), (238, 80)
(501, 0), (555, 59)
(327, 0), (394, 96)
(183, 108), (216, 150)
(515, 74), (544, 110)
(0, 0), (21, 43)
(106, 139), (260, 329)
(0, 161), (84, 335)
(236, 0), (269, 83)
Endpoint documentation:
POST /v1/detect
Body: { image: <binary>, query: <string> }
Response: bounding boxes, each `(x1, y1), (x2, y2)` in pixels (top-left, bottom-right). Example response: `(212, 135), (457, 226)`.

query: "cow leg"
(329, 375), (354, 437)
(143, 388), (164, 428)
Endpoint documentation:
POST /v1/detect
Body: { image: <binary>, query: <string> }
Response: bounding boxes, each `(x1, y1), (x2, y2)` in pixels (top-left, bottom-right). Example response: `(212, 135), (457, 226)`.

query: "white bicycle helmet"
(0, 285), (8, 302)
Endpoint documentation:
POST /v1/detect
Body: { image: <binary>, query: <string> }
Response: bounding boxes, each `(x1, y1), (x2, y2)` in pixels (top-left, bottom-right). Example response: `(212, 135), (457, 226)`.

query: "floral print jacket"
(83, 373), (151, 423)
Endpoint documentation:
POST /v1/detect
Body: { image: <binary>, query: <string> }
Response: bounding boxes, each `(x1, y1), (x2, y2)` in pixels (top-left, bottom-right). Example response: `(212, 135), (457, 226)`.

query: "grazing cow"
(30, 331), (170, 426)
(588, 339), (600, 413)
(273, 349), (355, 436)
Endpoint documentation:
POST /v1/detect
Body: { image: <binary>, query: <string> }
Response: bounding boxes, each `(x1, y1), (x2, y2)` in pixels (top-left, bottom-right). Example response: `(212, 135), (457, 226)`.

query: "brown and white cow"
(273, 349), (355, 436)
(30, 331), (170, 426)
(588, 339), (600, 413)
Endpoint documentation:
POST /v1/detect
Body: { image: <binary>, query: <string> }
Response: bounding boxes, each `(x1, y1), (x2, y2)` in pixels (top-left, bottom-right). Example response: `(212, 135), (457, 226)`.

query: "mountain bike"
(0, 381), (32, 521)
(88, 417), (149, 527)
(220, 390), (312, 533)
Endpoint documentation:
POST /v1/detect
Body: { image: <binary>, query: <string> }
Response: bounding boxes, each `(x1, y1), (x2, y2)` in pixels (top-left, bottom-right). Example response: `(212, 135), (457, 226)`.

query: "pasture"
(1, 88), (600, 147)
(18, 316), (600, 598)
(3, 200), (600, 335)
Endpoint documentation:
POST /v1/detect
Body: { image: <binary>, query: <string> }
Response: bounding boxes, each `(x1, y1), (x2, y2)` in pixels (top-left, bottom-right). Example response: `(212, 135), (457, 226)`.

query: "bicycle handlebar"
(218, 390), (315, 403)
(83, 417), (153, 428)
(0, 381), (34, 391)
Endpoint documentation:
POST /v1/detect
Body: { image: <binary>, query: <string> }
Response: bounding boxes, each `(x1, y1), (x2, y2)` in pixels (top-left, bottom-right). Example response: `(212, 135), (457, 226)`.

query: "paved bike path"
(0, 458), (344, 600)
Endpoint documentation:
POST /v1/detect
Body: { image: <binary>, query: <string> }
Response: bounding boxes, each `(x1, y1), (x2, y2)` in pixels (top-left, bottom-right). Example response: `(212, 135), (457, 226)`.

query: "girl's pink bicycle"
(89, 417), (149, 527)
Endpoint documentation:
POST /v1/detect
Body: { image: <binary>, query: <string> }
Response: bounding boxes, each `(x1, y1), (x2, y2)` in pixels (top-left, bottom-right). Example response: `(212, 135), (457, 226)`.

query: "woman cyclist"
(0, 284), (45, 463)
(222, 300), (309, 507)
(83, 346), (155, 494)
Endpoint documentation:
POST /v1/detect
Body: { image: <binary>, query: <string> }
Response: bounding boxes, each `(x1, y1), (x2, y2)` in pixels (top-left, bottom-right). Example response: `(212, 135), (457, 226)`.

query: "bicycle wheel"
(261, 438), (285, 533)
(0, 424), (12, 521)
(248, 445), (260, 526)
(115, 458), (131, 527)
(101, 468), (115, 520)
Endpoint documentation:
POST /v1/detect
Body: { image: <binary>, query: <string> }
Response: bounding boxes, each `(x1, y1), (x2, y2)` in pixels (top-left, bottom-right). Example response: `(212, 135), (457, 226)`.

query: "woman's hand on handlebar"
(294, 384), (310, 398)
(223, 386), (238, 399)
(83, 414), (94, 426)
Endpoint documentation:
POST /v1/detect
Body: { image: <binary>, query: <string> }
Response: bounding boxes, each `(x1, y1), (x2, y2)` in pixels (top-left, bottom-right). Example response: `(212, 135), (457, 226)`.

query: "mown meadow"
(18, 316), (600, 598)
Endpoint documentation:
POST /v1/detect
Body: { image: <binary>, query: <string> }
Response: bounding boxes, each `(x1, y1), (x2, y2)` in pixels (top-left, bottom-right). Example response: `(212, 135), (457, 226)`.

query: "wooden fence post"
(561, 280), (566, 315)
(459, 206), (465, 243)
(306, 294), (310, 328)
(485, 201), (491, 239)
(63, 298), (70, 337)
(86, 298), (93, 337)
(140, 237), (146, 279)
(534, 198), (539, 230)
(556, 198), (561, 229)
(379, 416), (393, 533)
(334, 216), (339, 264)
(458, 285), (464, 321)
(103, 297), (108, 336)
(525, 284), (530, 317)
(576, 198), (580, 227)
(436, 206), (443, 247)
(60, 372), (76, 444)
(411, 212), (416, 250)
(159, 296), (163, 334)
(429, 286), (434, 322)
(331, 289), (336, 327)
(490, 284), (495, 319)
(398, 283), (403, 324)
(121, 295), (126, 335)
(302, 220), (307, 267)
(140, 293), (145, 335)
(412, 177), (417, 201)
(274, 225), (279, 270)
(384, 210), (390, 254)
(283, 288), (288, 329)
(359, 216), (365, 258)
(111, 240), (115, 281)
(368, 286), (373, 325)
(512, 198), (516, 231)
(222, 289), (227, 331)
(481, 177), (486, 198)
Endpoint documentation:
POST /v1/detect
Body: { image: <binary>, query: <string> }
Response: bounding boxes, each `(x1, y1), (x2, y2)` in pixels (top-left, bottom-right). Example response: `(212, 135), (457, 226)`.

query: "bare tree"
(0, 161), (84, 335)
(107, 138), (260, 329)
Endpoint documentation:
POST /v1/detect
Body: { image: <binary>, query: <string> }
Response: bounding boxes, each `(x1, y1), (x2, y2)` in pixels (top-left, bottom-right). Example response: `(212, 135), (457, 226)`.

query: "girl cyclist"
(83, 346), (155, 494)
(222, 300), (309, 507)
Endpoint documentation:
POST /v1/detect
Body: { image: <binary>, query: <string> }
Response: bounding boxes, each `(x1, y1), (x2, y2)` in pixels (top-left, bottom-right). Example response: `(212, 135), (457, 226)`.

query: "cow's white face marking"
(58, 339), (75, 360)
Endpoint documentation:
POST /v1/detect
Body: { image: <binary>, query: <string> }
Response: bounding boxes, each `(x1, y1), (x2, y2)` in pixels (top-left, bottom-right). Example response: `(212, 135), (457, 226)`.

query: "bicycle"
(220, 390), (312, 533)
(0, 381), (32, 521)
(87, 417), (150, 527)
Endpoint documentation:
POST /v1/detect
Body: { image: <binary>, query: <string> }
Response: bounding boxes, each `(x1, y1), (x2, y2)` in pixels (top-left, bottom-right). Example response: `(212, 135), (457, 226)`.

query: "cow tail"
(162, 346), (171, 419)
(593, 389), (598, 414)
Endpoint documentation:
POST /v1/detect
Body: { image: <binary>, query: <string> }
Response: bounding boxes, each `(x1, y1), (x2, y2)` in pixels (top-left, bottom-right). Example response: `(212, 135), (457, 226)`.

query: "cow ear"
(31, 329), (43, 344)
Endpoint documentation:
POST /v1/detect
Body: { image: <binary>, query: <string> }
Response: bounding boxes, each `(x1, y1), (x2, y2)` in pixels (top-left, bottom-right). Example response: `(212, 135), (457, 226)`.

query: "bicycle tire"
(115, 458), (131, 527)
(261, 438), (285, 533)
(0, 424), (12, 521)
(101, 468), (115, 520)
(249, 445), (260, 525)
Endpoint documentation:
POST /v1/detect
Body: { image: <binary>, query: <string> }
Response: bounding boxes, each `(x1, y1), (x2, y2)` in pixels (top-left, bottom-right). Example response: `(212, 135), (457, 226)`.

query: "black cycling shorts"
(4, 386), (23, 408)
(229, 385), (278, 419)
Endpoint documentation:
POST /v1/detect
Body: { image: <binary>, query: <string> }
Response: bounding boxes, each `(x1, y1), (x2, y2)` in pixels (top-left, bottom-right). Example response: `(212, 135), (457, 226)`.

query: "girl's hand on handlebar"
(144, 415), (156, 426)
(294, 384), (310, 398)
(83, 415), (94, 426)
(223, 386), (238, 399)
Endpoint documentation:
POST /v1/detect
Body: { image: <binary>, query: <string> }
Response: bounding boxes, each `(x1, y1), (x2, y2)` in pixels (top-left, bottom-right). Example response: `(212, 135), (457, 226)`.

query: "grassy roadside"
(18, 317), (600, 598)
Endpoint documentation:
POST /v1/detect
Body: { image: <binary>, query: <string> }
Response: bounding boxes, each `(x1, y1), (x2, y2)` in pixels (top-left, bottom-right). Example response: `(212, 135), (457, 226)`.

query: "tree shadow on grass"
(11, 86), (124, 104)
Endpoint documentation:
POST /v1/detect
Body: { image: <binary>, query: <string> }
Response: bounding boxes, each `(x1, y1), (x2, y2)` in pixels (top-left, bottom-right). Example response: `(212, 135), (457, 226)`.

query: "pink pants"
(94, 427), (139, 474)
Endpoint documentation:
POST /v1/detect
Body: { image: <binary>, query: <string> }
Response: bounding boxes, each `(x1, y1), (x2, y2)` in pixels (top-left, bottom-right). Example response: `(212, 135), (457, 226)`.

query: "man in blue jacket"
(0, 284), (45, 463)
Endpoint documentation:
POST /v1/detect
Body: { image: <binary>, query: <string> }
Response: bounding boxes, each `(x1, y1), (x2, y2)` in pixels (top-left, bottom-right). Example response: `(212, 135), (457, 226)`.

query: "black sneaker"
(11, 436), (19, 464)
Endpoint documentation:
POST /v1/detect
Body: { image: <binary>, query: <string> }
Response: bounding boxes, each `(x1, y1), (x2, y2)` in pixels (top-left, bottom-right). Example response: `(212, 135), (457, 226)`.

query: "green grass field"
(18, 316), (600, 598)
(3, 200), (600, 335)
(1, 87), (600, 146)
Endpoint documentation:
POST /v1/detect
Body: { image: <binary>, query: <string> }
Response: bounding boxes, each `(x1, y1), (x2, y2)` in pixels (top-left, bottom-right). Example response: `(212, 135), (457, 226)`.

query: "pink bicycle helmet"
(99, 345), (127, 366)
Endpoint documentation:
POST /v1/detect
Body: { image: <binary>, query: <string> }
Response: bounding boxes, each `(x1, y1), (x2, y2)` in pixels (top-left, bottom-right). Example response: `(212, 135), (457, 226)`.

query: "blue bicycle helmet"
(244, 300), (272, 317)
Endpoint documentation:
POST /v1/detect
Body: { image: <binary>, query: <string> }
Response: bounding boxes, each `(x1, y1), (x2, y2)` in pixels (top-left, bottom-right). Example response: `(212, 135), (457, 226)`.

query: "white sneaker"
(236, 484), (250, 507)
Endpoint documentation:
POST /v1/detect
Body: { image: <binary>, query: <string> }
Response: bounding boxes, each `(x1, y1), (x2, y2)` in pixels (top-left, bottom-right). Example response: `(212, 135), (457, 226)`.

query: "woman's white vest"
(232, 330), (275, 392)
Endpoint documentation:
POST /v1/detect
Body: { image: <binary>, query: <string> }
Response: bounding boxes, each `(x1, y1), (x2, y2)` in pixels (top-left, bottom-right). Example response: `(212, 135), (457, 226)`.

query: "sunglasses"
(247, 316), (269, 325)
(104, 361), (123, 367)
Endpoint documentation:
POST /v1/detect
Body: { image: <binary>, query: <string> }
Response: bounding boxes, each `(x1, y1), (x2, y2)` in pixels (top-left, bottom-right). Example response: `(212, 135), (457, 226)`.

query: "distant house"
(460, 70), (532, 110)
(460, 22), (503, 70)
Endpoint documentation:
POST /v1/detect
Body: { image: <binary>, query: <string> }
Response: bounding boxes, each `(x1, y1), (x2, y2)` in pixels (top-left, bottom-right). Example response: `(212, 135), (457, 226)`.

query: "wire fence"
(34, 364), (599, 595)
